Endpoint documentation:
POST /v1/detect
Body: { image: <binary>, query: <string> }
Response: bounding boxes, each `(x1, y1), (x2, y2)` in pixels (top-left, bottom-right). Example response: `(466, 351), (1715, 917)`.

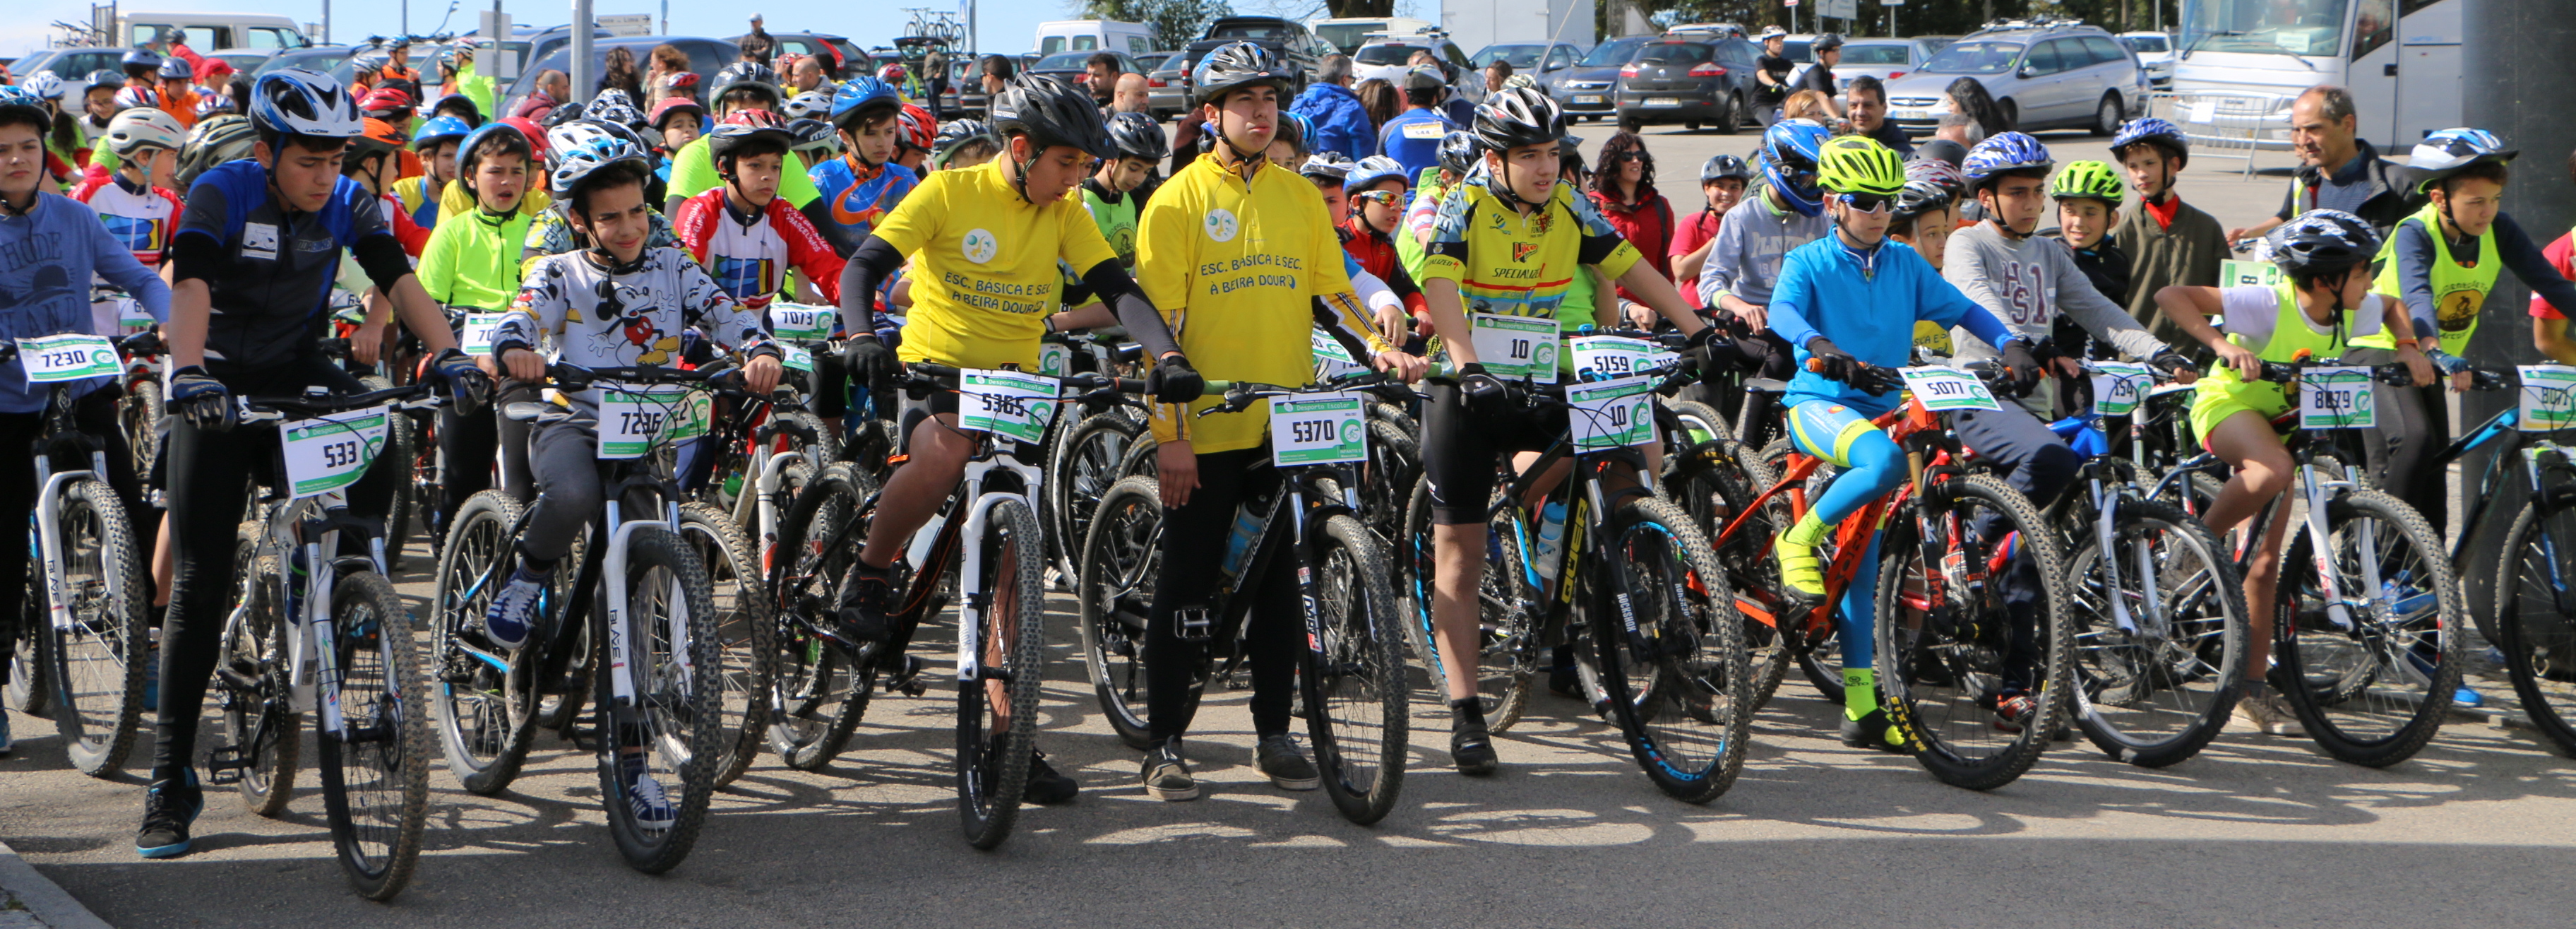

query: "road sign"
(1820, 0), (1857, 18)
(597, 13), (652, 37)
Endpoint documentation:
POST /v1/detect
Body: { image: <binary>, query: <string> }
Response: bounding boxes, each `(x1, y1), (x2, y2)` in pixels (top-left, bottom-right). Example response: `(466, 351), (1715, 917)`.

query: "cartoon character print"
(592, 275), (682, 365)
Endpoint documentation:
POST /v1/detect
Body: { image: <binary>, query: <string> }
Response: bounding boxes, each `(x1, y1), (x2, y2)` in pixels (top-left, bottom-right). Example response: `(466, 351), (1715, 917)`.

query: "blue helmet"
(830, 77), (902, 129)
(0, 85), (49, 128)
(2109, 117), (2187, 162)
(1962, 131), (2053, 193)
(1760, 118), (1831, 217)
(1280, 111), (1316, 154)
(1345, 155), (1411, 194)
(2407, 127), (2515, 192)
(410, 114), (473, 150)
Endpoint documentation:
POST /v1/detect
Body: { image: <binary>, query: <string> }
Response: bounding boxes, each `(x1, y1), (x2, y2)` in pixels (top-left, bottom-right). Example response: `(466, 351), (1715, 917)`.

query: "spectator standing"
(513, 70), (568, 122)
(744, 14), (775, 67)
(2227, 84), (2422, 242)
(599, 47), (646, 103)
(1354, 78), (1397, 130)
(1378, 66), (1457, 181)
(2108, 118), (2230, 356)
(1588, 131), (1676, 308)
(1112, 73), (1152, 114)
(1946, 77), (2009, 138)
(1846, 75), (1912, 157)
(646, 45), (692, 104)
(1084, 52), (1122, 107)
(924, 47), (950, 119)
(1289, 54), (1374, 160)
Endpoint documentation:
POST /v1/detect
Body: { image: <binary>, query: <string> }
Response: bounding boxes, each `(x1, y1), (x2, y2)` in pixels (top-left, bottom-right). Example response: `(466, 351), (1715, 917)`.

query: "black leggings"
(0, 388), (148, 685)
(150, 356), (400, 783)
(1143, 449), (1303, 747)
(1419, 381), (1566, 526)
(436, 381), (539, 526)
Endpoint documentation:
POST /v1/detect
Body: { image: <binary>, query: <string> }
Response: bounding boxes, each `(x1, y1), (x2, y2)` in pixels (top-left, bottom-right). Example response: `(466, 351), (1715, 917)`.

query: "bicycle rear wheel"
(1758, 437), (1845, 704)
(1668, 438), (1793, 712)
(46, 478), (149, 776)
(956, 497), (1045, 850)
(2496, 487), (2576, 757)
(1590, 497), (1751, 804)
(317, 572), (429, 901)
(677, 502), (774, 788)
(2067, 499), (2248, 768)
(1395, 476), (1541, 730)
(428, 491), (538, 794)
(121, 381), (162, 481)
(764, 462), (876, 769)
(1359, 418), (1419, 544)
(597, 526), (722, 874)
(1305, 514), (1408, 824)
(1076, 475), (1162, 750)
(1874, 474), (2074, 791)
(220, 523), (298, 816)
(2274, 488), (2462, 768)
(1046, 410), (1143, 583)
(362, 375), (419, 572)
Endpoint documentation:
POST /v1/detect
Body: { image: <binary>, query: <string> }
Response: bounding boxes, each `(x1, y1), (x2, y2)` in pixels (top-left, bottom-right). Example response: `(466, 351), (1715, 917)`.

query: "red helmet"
(878, 63), (908, 83)
(500, 115), (549, 162)
(720, 107), (787, 131)
(361, 85), (415, 115)
(895, 103), (936, 153)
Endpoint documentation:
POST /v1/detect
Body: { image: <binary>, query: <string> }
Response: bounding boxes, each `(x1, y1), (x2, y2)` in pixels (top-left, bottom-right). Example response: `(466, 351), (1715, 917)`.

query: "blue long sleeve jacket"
(1767, 235), (2015, 417)
(0, 191), (170, 413)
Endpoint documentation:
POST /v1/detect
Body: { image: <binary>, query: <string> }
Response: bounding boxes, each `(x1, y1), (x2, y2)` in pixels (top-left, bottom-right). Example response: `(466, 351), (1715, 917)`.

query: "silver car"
(1878, 20), (2151, 136)
(1822, 38), (1940, 91)
(2118, 32), (2174, 89)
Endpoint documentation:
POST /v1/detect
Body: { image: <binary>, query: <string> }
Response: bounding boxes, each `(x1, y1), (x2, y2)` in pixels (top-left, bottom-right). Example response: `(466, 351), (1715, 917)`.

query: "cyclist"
(2047, 160), (2130, 319)
(674, 110), (846, 307)
(1889, 159), (1966, 353)
(807, 78), (918, 258)
(137, 69), (484, 858)
(1340, 155), (1430, 346)
(2154, 209), (2431, 735)
(69, 108), (186, 280)
(1670, 154), (1752, 309)
(415, 121), (539, 528)
(2107, 118), (2231, 357)
(891, 104), (936, 175)
(526, 120), (683, 261)
(664, 66), (824, 223)
(0, 86), (173, 756)
(831, 73), (1203, 805)
(1083, 112), (1167, 270)
(1299, 152), (1353, 219)
(1699, 119), (1833, 383)
(393, 113), (472, 233)
(1129, 42), (1414, 801)
(1417, 86), (1716, 774)
(930, 118), (996, 172)
(1394, 131), (1477, 290)
(649, 96), (705, 184)
(1760, 136), (2040, 749)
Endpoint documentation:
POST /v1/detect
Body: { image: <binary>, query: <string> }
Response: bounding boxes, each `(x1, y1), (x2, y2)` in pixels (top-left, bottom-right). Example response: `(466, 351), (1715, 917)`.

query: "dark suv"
(1615, 38), (1760, 134)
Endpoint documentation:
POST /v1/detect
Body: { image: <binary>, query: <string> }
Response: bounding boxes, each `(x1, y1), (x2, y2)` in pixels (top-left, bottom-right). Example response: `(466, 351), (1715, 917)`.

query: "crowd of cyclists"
(7, 26), (2576, 899)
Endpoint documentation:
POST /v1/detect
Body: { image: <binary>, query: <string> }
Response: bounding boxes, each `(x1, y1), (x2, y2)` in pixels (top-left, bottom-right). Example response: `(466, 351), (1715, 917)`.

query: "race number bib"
(2517, 365), (2576, 432)
(767, 302), (836, 341)
(595, 383), (694, 458)
(1402, 121), (1445, 140)
(2089, 362), (2154, 417)
(116, 297), (153, 331)
(460, 313), (506, 355)
(277, 406), (391, 499)
(1900, 367), (2003, 411)
(1270, 392), (1367, 468)
(780, 343), (816, 373)
(1568, 374), (1656, 452)
(1037, 341), (1073, 378)
(2298, 366), (2374, 429)
(1312, 329), (1364, 379)
(1469, 314), (1558, 383)
(1570, 336), (1671, 382)
(18, 335), (121, 383)
(958, 369), (1059, 445)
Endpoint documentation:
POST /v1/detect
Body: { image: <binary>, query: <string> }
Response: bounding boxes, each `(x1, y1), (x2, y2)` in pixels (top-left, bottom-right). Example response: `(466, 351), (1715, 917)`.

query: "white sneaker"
(2234, 691), (2303, 736)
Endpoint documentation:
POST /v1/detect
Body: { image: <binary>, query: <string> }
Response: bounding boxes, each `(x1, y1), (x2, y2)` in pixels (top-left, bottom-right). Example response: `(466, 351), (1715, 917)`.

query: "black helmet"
(1890, 179), (1955, 220)
(1700, 154), (1753, 183)
(1469, 86), (1566, 155)
(1812, 33), (1846, 52)
(2267, 208), (2381, 278)
(1105, 111), (1169, 162)
(1437, 130), (1479, 175)
(989, 72), (1115, 160)
(177, 114), (258, 187)
(1191, 41), (1296, 107)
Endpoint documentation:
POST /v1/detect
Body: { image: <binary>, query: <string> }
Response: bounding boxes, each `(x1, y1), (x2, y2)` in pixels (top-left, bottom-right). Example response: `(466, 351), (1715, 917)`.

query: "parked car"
(1879, 20), (2149, 136)
(252, 45), (354, 77)
(1133, 51), (1173, 75)
(2118, 31), (2174, 88)
(1352, 34), (1474, 89)
(117, 12), (309, 51)
(1309, 16), (1432, 54)
(13, 47), (133, 89)
(203, 48), (282, 74)
(1468, 41), (1585, 90)
(940, 57), (978, 116)
(1615, 37), (1760, 134)
(1193, 16), (1330, 80)
(1027, 49), (1140, 93)
(1146, 56), (1191, 117)
(1555, 35), (1657, 122)
(501, 36), (739, 117)
(1820, 38), (1939, 91)
(1034, 20), (1157, 57)
(1662, 23), (1748, 42)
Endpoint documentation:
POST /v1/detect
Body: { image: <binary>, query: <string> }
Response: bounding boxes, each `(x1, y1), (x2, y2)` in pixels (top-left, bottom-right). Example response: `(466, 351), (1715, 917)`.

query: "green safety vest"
(2195, 280), (2366, 418)
(1080, 185), (1139, 269)
(2356, 201), (2500, 350)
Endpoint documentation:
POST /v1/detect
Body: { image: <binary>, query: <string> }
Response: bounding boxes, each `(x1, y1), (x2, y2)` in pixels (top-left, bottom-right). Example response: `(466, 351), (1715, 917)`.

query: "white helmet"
(106, 107), (186, 155)
(250, 69), (364, 141)
(545, 121), (650, 195)
(19, 71), (64, 105)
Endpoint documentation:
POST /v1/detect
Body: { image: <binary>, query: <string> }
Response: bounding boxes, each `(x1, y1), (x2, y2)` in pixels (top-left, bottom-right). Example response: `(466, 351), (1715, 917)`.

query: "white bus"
(2172, 0), (2456, 150)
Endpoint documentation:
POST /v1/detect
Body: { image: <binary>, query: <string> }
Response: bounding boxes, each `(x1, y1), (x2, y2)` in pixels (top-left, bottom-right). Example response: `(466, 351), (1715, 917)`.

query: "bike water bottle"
(1219, 503), (1264, 588)
(1532, 500), (1569, 582)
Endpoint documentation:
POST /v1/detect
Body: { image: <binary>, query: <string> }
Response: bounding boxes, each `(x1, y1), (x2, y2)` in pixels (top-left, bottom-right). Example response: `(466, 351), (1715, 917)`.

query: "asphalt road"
(11, 123), (2575, 928)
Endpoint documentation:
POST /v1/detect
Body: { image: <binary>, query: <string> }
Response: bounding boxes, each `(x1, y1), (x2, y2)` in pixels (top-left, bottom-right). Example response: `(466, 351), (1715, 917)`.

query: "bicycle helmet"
(250, 69), (364, 143)
(360, 85), (415, 117)
(546, 120), (651, 195)
(1890, 178), (1955, 220)
(345, 119), (402, 167)
(580, 117), (655, 157)
(585, 88), (645, 129)
(539, 100), (589, 129)
(2266, 208), (2380, 278)
(499, 116), (551, 163)
(19, 72), (64, 105)
(1815, 136), (1904, 196)
(83, 70), (125, 95)
(878, 63), (909, 84)
(1278, 111), (1315, 153)
(787, 117), (840, 159)
(989, 72), (1114, 160)
(1436, 130), (1479, 176)
(1962, 131), (2053, 192)
(1699, 153), (1753, 184)
(347, 49), (391, 78)
(896, 104), (936, 153)
(1760, 118), (1831, 216)
(1903, 155), (1967, 194)
(1300, 152), (1354, 182)
(710, 62), (781, 110)
(783, 89), (833, 121)
(0, 85), (48, 130)
(931, 117), (990, 165)
(1812, 33), (1846, 53)
(1469, 85), (1566, 155)
(2109, 116), (2188, 165)
(194, 93), (235, 118)
(1190, 41), (1295, 107)
(429, 92), (482, 126)
(828, 76), (900, 129)
(411, 114), (472, 151)
(177, 114), (257, 186)
(455, 120), (533, 177)
(1344, 154), (1410, 193)
(158, 55), (193, 82)
(2050, 160), (2124, 205)
(110, 85), (162, 112)
(120, 49), (165, 73)
(706, 107), (795, 163)
(105, 107), (185, 155)
(2408, 127), (2515, 192)
(1106, 111), (1169, 162)
(1400, 64), (1445, 94)
(650, 96), (705, 131)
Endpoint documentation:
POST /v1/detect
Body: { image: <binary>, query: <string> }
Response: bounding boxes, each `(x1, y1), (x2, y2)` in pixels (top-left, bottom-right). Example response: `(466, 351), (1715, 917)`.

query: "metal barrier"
(2151, 90), (2294, 179)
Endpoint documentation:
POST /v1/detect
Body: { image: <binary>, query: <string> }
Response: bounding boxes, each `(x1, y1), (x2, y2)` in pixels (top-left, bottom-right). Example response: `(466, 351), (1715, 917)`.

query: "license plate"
(1573, 94), (1604, 104)
(1645, 97), (1681, 107)
(1891, 108), (1928, 120)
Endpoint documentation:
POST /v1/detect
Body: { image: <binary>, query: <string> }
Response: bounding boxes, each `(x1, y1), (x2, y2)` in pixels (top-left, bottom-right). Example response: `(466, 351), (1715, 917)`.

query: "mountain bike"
(203, 381), (440, 900)
(2421, 364), (2576, 755)
(1078, 373), (1412, 822)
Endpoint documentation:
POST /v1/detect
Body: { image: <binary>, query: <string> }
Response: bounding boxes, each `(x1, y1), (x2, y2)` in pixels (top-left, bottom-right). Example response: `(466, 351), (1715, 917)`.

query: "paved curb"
(0, 840), (112, 929)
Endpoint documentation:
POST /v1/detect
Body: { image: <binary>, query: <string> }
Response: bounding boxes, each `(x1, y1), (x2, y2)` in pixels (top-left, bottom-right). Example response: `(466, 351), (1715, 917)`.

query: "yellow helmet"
(1815, 135), (1905, 197)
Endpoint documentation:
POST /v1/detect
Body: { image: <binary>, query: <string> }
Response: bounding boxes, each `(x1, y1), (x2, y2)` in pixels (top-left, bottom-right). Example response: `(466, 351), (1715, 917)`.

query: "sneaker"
(1450, 718), (1499, 776)
(136, 773), (203, 858)
(1024, 750), (1079, 805)
(835, 562), (898, 646)
(1140, 742), (1198, 801)
(2234, 690), (2303, 736)
(1774, 513), (1830, 605)
(1253, 735), (1320, 791)
(1839, 709), (1907, 753)
(482, 569), (546, 649)
(619, 755), (677, 831)
(2454, 685), (2485, 708)
(1991, 690), (2071, 740)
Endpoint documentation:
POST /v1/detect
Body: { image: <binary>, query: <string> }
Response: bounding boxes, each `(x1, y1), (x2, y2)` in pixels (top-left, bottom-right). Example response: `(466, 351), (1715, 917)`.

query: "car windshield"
(1780, 41), (1811, 63)
(1472, 45), (1545, 67)
(1579, 36), (1651, 66)
(1037, 52), (1093, 69)
(1355, 44), (1424, 66)
(1840, 43), (1914, 65)
(1636, 42), (1712, 64)
(1208, 22), (1294, 41)
(1921, 40), (2024, 73)
(2181, 0), (2348, 57)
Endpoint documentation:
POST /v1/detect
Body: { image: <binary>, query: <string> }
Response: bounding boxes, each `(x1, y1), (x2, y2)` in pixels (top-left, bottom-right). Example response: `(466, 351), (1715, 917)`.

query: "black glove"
(429, 347), (491, 412)
(840, 335), (895, 393)
(1456, 362), (1509, 415)
(2000, 339), (2044, 396)
(167, 365), (236, 432)
(1685, 325), (1751, 375)
(1805, 337), (1866, 386)
(2149, 351), (2197, 379)
(1145, 353), (1205, 403)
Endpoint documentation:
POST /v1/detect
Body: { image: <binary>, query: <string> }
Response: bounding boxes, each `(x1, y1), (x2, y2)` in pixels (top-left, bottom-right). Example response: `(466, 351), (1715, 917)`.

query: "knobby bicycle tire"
(1590, 497), (1752, 803)
(1668, 437), (1794, 712)
(317, 571), (430, 901)
(2274, 488), (2462, 768)
(1757, 437), (1846, 704)
(1077, 475), (1163, 750)
(2066, 497), (2248, 768)
(1306, 514), (1409, 824)
(121, 381), (162, 483)
(1047, 411), (1144, 584)
(955, 498), (1046, 850)
(764, 462), (878, 769)
(222, 523), (299, 817)
(2495, 487), (2576, 758)
(429, 491), (539, 795)
(678, 502), (776, 789)
(47, 478), (150, 777)
(596, 526), (722, 874)
(1396, 475), (1538, 730)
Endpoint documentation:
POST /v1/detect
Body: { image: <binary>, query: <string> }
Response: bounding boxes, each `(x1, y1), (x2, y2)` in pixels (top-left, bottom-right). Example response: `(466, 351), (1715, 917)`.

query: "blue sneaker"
(481, 568), (547, 649)
(136, 772), (203, 858)
(2455, 685), (2484, 708)
(620, 754), (676, 831)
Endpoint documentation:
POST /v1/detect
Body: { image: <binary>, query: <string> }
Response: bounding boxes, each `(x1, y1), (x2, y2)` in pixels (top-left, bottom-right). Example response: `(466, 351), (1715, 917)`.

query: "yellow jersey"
(877, 159), (1119, 369)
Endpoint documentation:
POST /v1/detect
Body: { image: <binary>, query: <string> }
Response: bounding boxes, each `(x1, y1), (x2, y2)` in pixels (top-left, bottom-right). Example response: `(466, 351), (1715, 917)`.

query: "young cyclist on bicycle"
(415, 121), (538, 528)
(138, 69), (484, 858)
(830, 73), (1205, 803)
(674, 110), (847, 307)
(392, 113), (472, 233)
(1698, 119), (1832, 382)
(0, 87), (174, 756)
(806, 78), (918, 257)
(1417, 86), (1716, 774)
(1128, 42), (1416, 801)
(2154, 209), (2432, 735)
(1084, 112), (1167, 270)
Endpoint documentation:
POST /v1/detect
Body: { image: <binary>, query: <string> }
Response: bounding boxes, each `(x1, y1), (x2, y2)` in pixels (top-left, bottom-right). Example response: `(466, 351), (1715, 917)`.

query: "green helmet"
(2051, 160), (2125, 206)
(1813, 136), (1904, 197)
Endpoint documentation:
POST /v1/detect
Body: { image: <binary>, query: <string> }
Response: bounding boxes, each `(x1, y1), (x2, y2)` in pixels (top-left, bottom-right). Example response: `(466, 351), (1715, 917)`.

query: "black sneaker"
(835, 562), (898, 646)
(1140, 742), (1198, 801)
(1839, 709), (1909, 753)
(1024, 750), (1078, 805)
(136, 773), (203, 858)
(1450, 706), (1499, 776)
(1253, 735), (1320, 791)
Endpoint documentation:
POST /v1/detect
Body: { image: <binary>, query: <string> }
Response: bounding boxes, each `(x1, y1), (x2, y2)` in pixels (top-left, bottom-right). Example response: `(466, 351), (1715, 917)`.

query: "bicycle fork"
(2087, 477), (2171, 641)
(602, 498), (684, 709)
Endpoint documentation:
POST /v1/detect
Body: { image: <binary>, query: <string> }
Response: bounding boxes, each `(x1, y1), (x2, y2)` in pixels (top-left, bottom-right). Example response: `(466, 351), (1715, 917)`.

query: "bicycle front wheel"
(1076, 475), (1162, 750)
(1667, 437), (1793, 712)
(2066, 499), (2248, 768)
(764, 462), (876, 769)
(427, 491), (539, 795)
(2274, 488), (2463, 768)
(2496, 487), (2576, 757)
(1305, 514), (1409, 824)
(677, 502), (774, 788)
(1591, 497), (1752, 804)
(46, 478), (150, 776)
(1046, 410), (1142, 583)
(597, 526), (722, 874)
(220, 524), (298, 816)
(316, 572), (429, 901)
(956, 497), (1046, 850)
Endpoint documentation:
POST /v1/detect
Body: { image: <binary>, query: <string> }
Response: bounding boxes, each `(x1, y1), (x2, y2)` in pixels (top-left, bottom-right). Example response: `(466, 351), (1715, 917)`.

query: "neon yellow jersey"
(876, 159), (1118, 370)
(2356, 201), (2500, 350)
(1420, 177), (1642, 319)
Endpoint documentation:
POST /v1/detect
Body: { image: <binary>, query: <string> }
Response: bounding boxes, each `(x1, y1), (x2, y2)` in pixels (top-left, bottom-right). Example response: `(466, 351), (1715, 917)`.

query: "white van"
(1309, 16), (1433, 54)
(119, 12), (312, 51)
(1032, 20), (1157, 57)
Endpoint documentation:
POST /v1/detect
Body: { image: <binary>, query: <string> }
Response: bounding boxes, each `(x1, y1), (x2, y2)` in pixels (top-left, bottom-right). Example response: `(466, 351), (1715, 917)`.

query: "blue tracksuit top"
(1765, 235), (2015, 417)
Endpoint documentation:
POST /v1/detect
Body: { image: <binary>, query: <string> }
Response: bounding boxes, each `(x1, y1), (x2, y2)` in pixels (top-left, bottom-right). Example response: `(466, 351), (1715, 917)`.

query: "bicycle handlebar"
(235, 381), (442, 425)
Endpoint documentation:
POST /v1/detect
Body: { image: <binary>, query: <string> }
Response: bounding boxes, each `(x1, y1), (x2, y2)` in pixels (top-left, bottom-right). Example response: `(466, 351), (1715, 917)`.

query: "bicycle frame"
(30, 386), (121, 644)
(1710, 392), (1953, 639)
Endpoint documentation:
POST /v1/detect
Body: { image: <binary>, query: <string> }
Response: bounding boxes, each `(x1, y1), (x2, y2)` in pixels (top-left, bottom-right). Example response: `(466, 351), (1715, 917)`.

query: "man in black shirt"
(1753, 27), (1793, 125)
(1790, 33), (1844, 121)
(1846, 75), (1912, 157)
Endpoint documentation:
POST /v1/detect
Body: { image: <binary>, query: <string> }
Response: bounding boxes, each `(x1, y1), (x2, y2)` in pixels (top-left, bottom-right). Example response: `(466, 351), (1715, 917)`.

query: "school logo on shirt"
(962, 228), (998, 264)
(1204, 208), (1238, 242)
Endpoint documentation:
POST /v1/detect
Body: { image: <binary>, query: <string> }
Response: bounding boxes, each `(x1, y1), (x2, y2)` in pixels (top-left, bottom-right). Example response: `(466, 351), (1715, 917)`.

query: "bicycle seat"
(1743, 377), (1789, 394)
(504, 402), (550, 422)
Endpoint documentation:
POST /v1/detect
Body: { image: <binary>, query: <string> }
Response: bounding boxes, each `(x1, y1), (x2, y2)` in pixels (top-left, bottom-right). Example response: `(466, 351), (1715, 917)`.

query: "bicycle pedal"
(1174, 605), (1213, 642)
(201, 746), (248, 786)
(882, 655), (926, 696)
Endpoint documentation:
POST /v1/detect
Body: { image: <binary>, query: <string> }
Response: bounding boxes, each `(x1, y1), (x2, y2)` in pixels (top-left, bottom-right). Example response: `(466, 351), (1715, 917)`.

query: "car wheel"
(2092, 93), (2121, 136)
(1998, 99), (2019, 131)
(1713, 93), (1740, 135)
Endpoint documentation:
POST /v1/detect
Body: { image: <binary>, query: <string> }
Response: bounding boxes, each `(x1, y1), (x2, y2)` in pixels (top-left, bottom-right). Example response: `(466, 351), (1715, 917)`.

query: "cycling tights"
(1786, 400), (1904, 671)
(1143, 449), (1302, 748)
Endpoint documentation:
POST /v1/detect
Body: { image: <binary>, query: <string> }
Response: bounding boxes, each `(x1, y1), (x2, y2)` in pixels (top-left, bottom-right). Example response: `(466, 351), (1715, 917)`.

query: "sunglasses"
(1839, 191), (1892, 213)
(1354, 190), (1402, 203)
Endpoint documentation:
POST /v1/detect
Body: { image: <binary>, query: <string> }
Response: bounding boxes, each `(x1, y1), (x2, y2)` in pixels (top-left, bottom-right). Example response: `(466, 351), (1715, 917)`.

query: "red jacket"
(673, 188), (845, 307)
(1588, 185), (1674, 303)
(1339, 215), (1427, 317)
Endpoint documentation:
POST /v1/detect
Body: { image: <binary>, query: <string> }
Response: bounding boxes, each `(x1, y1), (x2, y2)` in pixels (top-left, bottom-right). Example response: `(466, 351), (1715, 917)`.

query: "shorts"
(2188, 389), (2288, 451)
(1419, 381), (1570, 525)
(1784, 400), (1882, 467)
